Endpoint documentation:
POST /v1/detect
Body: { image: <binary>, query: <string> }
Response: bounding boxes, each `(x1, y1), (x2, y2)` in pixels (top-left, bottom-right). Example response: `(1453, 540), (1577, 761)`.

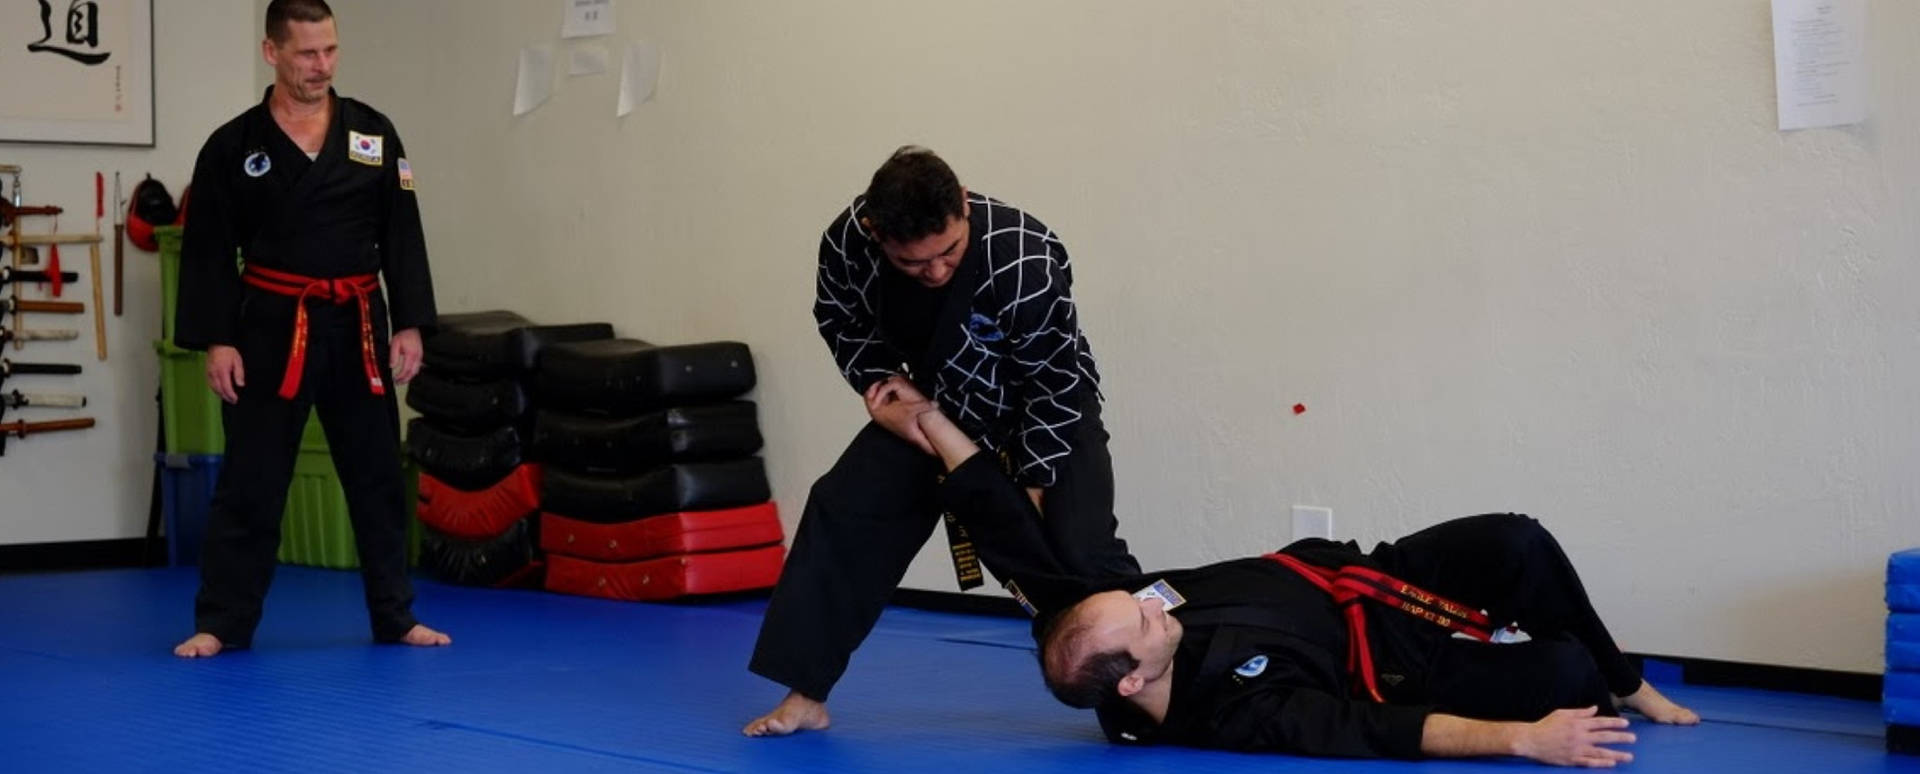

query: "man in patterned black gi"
(745, 147), (1139, 735)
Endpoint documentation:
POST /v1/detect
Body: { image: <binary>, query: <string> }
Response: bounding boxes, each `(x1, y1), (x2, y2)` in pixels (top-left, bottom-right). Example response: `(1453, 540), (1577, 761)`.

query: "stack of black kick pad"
(408, 310), (613, 588)
(532, 339), (786, 602)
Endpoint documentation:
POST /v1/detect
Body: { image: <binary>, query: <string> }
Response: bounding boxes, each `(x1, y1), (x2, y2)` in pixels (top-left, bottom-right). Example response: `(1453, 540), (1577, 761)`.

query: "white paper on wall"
(618, 41), (661, 117)
(514, 46), (553, 116)
(562, 0), (616, 39)
(1772, 0), (1867, 131)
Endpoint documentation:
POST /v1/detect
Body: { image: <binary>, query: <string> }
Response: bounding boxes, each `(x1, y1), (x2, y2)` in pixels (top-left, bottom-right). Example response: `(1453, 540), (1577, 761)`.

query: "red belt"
(241, 265), (385, 400)
(1265, 553), (1494, 702)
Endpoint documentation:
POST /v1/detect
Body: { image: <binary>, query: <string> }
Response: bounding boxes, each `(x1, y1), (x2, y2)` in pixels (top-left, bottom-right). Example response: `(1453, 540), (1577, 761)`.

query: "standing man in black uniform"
(172, 0), (447, 657)
(745, 147), (1140, 735)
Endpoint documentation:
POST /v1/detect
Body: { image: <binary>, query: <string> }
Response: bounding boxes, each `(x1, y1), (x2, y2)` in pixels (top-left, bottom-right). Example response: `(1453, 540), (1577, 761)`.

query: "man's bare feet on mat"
(172, 632), (223, 658)
(399, 624), (452, 647)
(1619, 681), (1700, 725)
(743, 691), (831, 737)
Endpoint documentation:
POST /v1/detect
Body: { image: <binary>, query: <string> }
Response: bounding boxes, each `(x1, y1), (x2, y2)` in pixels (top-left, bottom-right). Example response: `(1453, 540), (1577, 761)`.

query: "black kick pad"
(419, 516), (542, 588)
(421, 310), (529, 377)
(531, 401), (763, 473)
(536, 339), (756, 416)
(404, 371), (530, 429)
(518, 322), (618, 370)
(424, 310), (615, 376)
(405, 417), (525, 490)
(541, 458), (770, 523)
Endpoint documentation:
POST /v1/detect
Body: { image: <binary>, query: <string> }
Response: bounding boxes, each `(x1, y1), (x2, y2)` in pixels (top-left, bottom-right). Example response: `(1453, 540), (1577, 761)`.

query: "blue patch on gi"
(1235, 655), (1268, 678)
(966, 313), (1003, 342)
(243, 151), (272, 177)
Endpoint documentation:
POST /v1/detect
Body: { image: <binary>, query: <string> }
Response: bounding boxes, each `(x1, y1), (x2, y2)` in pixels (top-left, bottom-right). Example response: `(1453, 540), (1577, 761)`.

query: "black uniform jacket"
(176, 86), (434, 352)
(936, 452), (1436, 759)
(814, 192), (1099, 487)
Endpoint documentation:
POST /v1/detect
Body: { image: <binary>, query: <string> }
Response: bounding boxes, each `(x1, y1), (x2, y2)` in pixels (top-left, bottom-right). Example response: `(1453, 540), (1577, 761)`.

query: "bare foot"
(742, 691), (831, 737)
(399, 624), (452, 647)
(173, 632), (224, 658)
(1619, 681), (1700, 725)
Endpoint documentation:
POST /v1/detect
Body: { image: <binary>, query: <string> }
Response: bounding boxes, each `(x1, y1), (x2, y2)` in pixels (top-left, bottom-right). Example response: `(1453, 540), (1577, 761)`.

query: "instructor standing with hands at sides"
(172, 0), (448, 658)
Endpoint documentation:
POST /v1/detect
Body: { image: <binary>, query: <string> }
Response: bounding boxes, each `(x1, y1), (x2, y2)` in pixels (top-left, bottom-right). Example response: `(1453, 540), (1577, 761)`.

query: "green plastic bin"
(157, 225), (414, 568)
(276, 454), (422, 569)
(154, 340), (327, 454)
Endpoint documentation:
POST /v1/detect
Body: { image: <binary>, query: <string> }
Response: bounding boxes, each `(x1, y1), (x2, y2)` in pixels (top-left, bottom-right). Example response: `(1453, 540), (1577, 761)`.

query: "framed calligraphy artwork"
(0, 0), (154, 146)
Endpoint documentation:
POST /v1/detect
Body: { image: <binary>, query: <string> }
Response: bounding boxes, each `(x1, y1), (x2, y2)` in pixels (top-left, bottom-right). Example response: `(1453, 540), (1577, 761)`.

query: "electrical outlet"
(1292, 505), (1333, 541)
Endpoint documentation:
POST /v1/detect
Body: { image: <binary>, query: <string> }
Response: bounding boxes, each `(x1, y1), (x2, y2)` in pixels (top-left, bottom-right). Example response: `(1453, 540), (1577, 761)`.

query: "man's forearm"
(1420, 713), (1521, 759)
(918, 409), (981, 472)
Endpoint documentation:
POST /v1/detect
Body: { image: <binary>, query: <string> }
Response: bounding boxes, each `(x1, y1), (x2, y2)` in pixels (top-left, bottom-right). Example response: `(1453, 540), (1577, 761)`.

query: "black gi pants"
(750, 397), (1139, 700)
(193, 292), (417, 647)
(1369, 514), (1643, 720)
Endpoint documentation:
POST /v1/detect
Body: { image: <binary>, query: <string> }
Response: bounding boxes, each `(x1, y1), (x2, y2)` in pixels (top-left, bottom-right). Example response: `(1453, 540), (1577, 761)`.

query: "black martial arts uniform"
(175, 86), (435, 647)
(750, 193), (1139, 701)
(934, 452), (1645, 759)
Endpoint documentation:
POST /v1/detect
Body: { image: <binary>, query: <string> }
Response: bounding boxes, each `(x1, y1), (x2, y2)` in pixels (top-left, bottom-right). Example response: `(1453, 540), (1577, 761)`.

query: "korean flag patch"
(1235, 655), (1269, 678)
(397, 158), (415, 191)
(348, 131), (384, 166)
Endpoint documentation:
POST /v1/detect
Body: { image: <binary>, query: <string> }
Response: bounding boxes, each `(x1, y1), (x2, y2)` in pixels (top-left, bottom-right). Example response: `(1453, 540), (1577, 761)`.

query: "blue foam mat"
(1895, 641), (1920, 672)
(1892, 698), (1920, 726)
(1892, 585), (1920, 614)
(1892, 672), (1920, 702)
(1893, 549), (1920, 586)
(0, 567), (1908, 773)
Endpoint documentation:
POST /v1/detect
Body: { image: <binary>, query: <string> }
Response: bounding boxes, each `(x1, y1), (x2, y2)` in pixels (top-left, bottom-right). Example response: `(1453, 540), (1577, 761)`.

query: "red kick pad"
(544, 545), (786, 601)
(539, 502), (781, 562)
(417, 464), (543, 540)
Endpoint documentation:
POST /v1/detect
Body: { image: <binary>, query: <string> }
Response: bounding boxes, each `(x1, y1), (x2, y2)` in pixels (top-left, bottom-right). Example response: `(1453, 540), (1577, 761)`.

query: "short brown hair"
(1039, 606), (1139, 709)
(266, 0), (333, 43)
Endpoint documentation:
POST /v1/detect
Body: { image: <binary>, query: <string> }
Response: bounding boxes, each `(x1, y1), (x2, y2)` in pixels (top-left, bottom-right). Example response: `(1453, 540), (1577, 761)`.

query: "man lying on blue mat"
(874, 375), (1698, 767)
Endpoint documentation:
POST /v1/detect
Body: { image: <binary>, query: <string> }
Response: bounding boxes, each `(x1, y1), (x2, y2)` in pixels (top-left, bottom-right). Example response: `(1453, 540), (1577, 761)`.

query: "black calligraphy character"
(27, 0), (111, 65)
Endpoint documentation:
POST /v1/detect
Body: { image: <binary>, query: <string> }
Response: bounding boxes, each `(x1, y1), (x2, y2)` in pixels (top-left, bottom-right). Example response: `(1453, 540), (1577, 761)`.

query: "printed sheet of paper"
(570, 44), (609, 76)
(562, 0), (616, 39)
(1772, 0), (1867, 130)
(618, 41), (661, 117)
(514, 46), (553, 116)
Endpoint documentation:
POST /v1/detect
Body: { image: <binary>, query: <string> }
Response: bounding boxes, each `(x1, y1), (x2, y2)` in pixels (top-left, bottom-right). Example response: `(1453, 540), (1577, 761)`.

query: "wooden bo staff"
(91, 173), (105, 360)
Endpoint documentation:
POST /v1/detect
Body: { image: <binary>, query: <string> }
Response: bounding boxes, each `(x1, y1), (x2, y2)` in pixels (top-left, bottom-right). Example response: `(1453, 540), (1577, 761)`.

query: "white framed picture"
(0, 0), (154, 147)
